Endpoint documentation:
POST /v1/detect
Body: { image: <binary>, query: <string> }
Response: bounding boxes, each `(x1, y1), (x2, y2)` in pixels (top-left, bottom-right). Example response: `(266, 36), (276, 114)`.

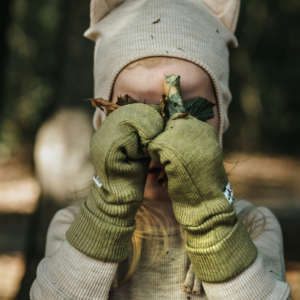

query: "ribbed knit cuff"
(185, 219), (257, 283)
(66, 199), (135, 262)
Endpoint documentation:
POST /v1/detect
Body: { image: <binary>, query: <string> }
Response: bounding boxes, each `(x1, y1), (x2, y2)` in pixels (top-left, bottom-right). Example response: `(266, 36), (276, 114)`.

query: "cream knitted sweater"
(30, 200), (290, 299)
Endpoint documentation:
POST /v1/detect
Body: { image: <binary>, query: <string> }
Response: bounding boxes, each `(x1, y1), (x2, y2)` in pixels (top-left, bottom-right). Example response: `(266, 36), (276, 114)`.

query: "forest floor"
(0, 153), (300, 299)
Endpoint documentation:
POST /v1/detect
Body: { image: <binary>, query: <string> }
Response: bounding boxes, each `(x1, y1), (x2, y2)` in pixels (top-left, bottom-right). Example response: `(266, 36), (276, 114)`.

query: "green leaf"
(183, 97), (215, 121)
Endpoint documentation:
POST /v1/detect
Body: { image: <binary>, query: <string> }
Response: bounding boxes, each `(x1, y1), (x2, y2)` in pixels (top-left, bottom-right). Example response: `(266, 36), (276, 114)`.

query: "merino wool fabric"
(30, 200), (291, 299)
(85, 0), (238, 142)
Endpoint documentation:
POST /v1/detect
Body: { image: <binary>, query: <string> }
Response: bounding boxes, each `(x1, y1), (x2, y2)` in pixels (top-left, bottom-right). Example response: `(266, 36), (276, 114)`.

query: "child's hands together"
(67, 74), (256, 282)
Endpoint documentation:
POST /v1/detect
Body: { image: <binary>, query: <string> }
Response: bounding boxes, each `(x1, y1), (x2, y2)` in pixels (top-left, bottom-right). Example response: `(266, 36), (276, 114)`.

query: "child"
(30, 0), (291, 299)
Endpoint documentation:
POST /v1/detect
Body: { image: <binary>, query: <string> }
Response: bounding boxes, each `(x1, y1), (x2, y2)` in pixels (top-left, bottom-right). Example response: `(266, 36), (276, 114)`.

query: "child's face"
(111, 58), (218, 202)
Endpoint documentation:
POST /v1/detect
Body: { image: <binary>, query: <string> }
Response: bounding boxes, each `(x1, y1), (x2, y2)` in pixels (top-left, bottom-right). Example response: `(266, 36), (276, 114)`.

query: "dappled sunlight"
(225, 153), (300, 185)
(0, 159), (39, 298)
(224, 153), (300, 209)
(286, 262), (300, 300)
(0, 159), (40, 214)
(0, 177), (40, 214)
(0, 252), (25, 299)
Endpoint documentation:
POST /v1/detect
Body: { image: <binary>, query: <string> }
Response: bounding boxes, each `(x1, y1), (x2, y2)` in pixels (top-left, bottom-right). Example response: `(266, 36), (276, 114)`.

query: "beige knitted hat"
(85, 0), (240, 141)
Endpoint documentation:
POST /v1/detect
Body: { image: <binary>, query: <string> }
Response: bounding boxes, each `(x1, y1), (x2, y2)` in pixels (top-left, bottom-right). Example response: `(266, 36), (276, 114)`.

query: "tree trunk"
(0, 1), (12, 122)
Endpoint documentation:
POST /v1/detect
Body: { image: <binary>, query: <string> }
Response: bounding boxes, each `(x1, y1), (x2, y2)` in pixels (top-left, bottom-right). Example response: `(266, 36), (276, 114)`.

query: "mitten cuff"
(66, 199), (135, 262)
(185, 219), (257, 283)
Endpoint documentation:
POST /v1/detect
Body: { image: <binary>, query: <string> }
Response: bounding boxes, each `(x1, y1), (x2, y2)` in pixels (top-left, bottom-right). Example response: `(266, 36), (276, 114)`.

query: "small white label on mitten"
(224, 182), (234, 204)
(93, 175), (102, 188)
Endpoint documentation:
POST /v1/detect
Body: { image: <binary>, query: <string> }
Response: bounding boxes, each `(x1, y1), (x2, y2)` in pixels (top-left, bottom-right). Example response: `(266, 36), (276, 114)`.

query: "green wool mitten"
(66, 103), (164, 262)
(148, 114), (257, 283)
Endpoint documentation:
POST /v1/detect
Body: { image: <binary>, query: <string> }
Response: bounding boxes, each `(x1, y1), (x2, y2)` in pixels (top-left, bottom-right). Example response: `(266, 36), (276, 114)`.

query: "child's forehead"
(113, 58), (212, 96)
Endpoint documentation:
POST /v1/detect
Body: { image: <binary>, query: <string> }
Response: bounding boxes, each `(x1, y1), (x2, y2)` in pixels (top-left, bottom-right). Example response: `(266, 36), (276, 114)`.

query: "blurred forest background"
(0, 0), (300, 299)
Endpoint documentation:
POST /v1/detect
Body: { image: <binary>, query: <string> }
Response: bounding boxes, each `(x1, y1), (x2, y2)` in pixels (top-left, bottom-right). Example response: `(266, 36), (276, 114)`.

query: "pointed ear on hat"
(202, 0), (241, 33)
(90, 0), (124, 26)
(84, 0), (125, 41)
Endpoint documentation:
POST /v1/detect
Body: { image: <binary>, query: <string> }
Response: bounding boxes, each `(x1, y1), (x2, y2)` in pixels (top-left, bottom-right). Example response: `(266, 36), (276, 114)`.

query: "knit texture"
(85, 0), (238, 142)
(30, 200), (290, 299)
(148, 115), (257, 282)
(66, 103), (164, 261)
(31, 240), (118, 299)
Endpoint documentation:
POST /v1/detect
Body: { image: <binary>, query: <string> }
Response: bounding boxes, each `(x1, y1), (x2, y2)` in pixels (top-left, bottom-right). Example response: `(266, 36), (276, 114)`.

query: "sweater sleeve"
(30, 205), (118, 300)
(202, 199), (291, 300)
